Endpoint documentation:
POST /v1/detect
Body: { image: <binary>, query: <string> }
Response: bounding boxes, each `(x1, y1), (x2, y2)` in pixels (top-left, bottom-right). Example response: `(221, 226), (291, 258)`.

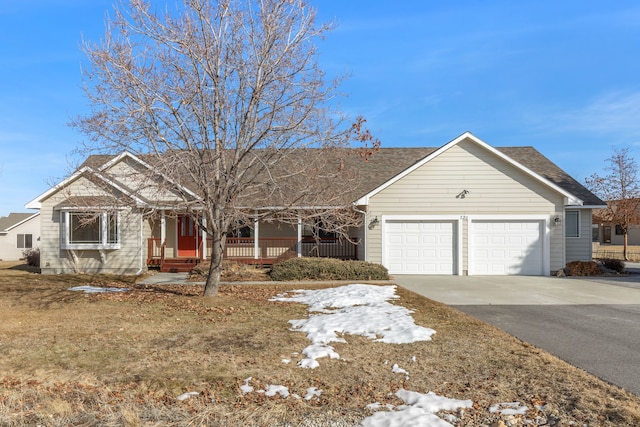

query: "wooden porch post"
(297, 217), (302, 258)
(201, 215), (207, 260)
(161, 210), (166, 245)
(254, 215), (260, 260)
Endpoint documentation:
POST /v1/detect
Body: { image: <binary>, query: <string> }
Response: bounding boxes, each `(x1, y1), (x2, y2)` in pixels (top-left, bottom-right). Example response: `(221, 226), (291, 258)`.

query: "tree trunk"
(203, 233), (225, 297)
(624, 231), (629, 261)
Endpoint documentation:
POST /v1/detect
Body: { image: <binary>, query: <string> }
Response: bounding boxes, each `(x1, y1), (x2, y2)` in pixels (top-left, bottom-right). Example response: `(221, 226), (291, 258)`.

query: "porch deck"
(147, 237), (359, 271)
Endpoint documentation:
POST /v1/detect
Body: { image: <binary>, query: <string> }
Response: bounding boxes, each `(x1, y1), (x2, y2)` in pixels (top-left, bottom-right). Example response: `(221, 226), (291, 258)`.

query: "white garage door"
(471, 220), (544, 275)
(385, 220), (457, 275)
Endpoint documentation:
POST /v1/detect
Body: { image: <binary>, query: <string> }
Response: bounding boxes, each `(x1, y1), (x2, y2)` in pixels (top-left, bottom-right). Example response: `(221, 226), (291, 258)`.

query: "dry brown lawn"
(1, 260), (640, 426)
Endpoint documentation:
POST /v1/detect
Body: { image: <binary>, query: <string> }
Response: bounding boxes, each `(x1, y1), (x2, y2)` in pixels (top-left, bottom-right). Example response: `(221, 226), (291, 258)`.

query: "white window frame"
(565, 210), (580, 238)
(60, 210), (121, 250)
(17, 234), (33, 249)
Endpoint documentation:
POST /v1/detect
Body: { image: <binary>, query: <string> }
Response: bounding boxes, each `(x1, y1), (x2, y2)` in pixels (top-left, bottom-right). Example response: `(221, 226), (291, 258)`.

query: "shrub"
(269, 257), (389, 281)
(23, 248), (40, 267)
(565, 260), (600, 276)
(599, 258), (625, 273)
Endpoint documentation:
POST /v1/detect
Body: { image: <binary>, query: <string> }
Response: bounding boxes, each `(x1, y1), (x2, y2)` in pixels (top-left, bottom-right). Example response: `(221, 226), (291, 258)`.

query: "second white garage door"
(385, 220), (457, 275)
(471, 220), (544, 275)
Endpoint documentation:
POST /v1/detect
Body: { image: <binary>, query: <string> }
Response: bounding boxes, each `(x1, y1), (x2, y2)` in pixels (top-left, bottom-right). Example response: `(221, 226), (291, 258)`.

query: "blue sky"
(2, 1), (640, 216)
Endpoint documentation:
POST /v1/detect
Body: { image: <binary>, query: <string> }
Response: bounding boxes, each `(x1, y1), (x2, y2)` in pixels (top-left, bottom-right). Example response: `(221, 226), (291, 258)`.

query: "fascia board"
(570, 204), (607, 209)
(25, 167), (93, 209)
(354, 132), (473, 206)
(100, 151), (202, 202)
(25, 166), (147, 209)
(87, 169), (148, 206)
(474, 140), (585, 206)
(5, 212), (40, 232)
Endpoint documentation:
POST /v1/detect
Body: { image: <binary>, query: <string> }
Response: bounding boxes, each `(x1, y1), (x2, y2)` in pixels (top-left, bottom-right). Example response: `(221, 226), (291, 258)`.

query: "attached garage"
(470, 219), (547, 275)
(383, 219), (459, 275)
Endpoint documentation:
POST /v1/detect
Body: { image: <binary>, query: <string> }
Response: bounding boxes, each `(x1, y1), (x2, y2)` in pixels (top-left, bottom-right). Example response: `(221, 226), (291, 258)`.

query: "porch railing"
(147, 237), (359, 265)
(147, 238), (162, 266)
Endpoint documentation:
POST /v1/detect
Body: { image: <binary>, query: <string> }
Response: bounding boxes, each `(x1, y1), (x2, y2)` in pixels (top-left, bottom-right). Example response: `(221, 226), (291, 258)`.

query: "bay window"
(60, 211), (120, 249)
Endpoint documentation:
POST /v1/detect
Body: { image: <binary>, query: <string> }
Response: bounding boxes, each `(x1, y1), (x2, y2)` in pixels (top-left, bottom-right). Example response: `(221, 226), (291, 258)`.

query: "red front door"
(177, 215), (201, 257)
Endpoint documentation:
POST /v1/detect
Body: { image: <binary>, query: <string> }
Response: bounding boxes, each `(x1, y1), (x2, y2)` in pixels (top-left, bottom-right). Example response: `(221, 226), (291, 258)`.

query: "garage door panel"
(472, 220), (543, 276)
(385, 220), (456, 275)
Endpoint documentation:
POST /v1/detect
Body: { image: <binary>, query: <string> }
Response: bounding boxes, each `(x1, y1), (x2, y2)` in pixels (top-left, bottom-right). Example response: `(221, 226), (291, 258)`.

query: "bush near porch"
(190, 257), (389, 282)
(269, 257), (389, 281)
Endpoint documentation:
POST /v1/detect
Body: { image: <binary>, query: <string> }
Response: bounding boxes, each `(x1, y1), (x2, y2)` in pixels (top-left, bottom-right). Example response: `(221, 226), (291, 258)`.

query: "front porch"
(145, 213), (361, 272)
(147, 236), (360, 272)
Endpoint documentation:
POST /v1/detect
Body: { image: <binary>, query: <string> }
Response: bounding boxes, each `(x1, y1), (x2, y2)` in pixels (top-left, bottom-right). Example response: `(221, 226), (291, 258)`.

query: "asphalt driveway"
(393, 272), (640, 396)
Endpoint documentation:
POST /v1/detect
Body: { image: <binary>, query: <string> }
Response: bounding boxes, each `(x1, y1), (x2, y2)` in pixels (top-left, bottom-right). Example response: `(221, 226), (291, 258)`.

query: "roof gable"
(25, 166), (146, 209)
(354, 132), (590, 206)
(0, 212), (39, 233)
(26, 151), (202, 210)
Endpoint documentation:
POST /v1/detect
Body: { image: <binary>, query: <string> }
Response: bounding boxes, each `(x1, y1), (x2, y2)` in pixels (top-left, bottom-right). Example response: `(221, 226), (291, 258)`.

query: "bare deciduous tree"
(70, 0), (377, 296)
(586, 147), (640, 260)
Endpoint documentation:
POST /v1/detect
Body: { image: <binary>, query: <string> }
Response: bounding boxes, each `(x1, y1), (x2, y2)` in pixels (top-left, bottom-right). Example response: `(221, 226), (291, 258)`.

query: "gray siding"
(566, 209), (593, 262)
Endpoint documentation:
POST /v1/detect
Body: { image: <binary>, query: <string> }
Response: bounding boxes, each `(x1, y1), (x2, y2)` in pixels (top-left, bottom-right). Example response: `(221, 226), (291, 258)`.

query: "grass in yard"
(1, 260), (640, 426)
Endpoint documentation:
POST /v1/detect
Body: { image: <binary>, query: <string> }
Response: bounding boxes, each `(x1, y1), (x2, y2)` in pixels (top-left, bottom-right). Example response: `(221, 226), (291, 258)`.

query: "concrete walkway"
(138, 272), (192, 285)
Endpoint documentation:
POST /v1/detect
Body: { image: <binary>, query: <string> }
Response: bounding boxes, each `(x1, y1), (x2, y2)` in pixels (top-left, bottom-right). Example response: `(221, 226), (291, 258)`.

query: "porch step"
(161, 258), (199, 273)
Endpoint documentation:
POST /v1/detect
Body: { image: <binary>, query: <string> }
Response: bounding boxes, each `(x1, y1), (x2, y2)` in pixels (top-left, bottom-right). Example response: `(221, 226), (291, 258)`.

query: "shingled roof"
(0, 213), (37, 233)
(79, 145), (603, 207)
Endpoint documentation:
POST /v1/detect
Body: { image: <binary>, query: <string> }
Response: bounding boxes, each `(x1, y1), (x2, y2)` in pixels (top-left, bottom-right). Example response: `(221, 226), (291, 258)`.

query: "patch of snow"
(391, 363), (408, 375)
(271, 284), (436, 369)
(176, 391), (199, 401)
(240, 377), (254, 395)
(68, 285), (129, 293)
(304, 387), (322, 400)
(298, 357), (320, 369)
(365, 402), (395, 411)
(489, 401), (529, 415)
(264, 385), (290, 398)
(281, 358), (291, 364)
(360, 389), (473, 427)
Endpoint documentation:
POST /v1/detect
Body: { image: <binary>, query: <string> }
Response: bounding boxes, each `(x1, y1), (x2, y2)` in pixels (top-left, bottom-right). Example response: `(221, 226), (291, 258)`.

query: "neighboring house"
(0, 212), (40, 261)
(26, 132), (604, 276)
(592, 201), (640, 245)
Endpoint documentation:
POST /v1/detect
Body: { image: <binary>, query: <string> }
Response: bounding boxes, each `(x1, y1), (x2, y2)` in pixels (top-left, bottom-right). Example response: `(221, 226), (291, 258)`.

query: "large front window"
(61, 211), (120, 249)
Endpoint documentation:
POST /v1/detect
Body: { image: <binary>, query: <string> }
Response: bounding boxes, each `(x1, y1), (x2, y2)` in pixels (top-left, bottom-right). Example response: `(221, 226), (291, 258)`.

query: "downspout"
(201, 215), (207, 261)
(136, 214), (144, 275)
(297, 216), (302, 257)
